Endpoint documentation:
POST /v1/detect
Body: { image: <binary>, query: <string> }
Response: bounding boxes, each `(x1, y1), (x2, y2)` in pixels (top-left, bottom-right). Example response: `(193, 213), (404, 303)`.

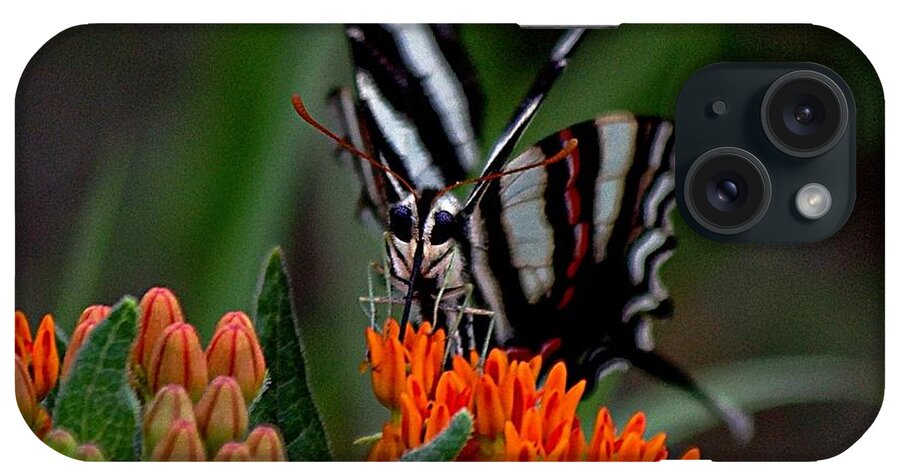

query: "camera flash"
(795, 183), (832, 220)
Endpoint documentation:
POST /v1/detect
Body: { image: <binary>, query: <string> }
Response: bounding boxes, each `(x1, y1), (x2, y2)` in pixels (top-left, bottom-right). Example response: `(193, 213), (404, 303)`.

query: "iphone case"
(15, 24), (883, 462)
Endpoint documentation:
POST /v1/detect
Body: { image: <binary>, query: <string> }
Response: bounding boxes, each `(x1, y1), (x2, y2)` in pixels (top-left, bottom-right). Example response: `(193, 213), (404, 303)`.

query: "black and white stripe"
(466, 114), (677, 384)
(335, 25), (483, 222)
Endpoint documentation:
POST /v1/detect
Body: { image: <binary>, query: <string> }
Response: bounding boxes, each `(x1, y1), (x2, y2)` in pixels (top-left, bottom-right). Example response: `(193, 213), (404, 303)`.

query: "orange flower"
(14, 311), (31, 361)
(364, 318), (701, 461)
(584, 409), (700, 461)
(195, 376), (249, 455)
(14, 312), (59, 401)
(14, 355), (38, 429)
(133, 287), (185, 376)
(214, 442), (252, 461)
(147, 322), (209, 401)
(245, 425), (288, 462)
(151, 419), (206, 462)
(365, 321), (401, 410)
(61, 305), (111, 377)
(206, 313), (266, 403)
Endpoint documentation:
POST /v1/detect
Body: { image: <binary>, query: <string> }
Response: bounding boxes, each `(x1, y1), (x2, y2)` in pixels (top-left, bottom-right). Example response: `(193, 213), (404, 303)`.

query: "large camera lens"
(684, 147), (771, 234)
(761, 70), (849, 158)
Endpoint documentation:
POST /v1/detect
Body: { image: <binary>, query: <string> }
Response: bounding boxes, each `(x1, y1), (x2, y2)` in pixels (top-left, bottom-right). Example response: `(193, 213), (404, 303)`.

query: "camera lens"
(761, 70), (849, 158)
(716, 180), (739, 203)
(794, 104), (815, 124)
(684, 147), (771, 234)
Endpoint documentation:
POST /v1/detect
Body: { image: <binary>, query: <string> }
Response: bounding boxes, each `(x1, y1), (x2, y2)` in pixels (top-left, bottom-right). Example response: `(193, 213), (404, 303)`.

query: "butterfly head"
(387, 191), (462, 281)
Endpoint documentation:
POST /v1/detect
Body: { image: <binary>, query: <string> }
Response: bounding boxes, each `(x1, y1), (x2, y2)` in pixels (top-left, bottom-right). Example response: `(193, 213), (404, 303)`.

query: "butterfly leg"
(620, 348), (754, 444)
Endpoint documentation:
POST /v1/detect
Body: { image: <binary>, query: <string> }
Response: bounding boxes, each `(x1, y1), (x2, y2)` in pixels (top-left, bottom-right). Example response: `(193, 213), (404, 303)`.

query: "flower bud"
(151, 419), (206, 461)
(61, 306), (111, 378)
(31, 314), (59, 401)
(245, 425), (287, 462)
(206, 321), (266, 403)
(14, 310), (32, 361)
(76, 304), (111, 326)
(195, 376), (249, 455)
(214, 442), (251, 461)
(14, 355), (37, 428)
(133, 287), (185, 375)
(147, 323), (208, 401)
(215, 311), (256, 336)
(43, 428), (78, 457)
(74, 444), (106, 461)
(143, 385), (196, 457)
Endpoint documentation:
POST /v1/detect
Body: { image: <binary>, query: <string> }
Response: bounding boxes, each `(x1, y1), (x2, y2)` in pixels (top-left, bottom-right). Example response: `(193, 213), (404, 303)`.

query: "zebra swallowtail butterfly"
(297, 24), (750, 440)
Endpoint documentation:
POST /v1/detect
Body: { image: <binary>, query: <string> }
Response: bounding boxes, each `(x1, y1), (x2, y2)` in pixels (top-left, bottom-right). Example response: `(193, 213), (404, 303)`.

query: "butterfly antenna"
(436, 138), (579, 199)
(464, 27), (586, 214)
(292, 94), (419, 198)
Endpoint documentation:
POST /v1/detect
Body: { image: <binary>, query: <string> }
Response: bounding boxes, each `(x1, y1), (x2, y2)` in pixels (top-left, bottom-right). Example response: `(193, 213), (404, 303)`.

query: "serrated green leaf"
(52, 297), (140, 461)
(250, 248), (331, 461)
(400, 409), (473, 462)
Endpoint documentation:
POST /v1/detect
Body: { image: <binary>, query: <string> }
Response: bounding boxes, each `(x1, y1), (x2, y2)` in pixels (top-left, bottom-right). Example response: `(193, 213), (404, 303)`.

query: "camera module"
(684, 147), (772, 235)
(761, 70), (849, 158)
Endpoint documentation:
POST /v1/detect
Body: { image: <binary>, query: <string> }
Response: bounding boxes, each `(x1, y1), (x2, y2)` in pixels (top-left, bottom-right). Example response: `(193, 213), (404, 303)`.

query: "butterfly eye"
(430, 210), (457, 246)
(389, 205), (414, 243)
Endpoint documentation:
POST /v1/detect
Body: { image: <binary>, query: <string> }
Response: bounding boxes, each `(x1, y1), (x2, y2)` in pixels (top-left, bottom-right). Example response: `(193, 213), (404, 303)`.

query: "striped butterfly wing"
(466, 113), (676, 386)
(331, 24), (484, 225)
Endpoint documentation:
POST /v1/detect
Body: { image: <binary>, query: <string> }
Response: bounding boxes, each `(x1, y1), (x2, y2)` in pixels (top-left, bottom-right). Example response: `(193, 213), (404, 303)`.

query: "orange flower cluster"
(130, 288), (266, 404)
(143, 380), (286, 461)
(365, 318), (700, 461)
(14, 311), (58, 438)
(127, 288), (278, 460)
(14, 287), (279, 461)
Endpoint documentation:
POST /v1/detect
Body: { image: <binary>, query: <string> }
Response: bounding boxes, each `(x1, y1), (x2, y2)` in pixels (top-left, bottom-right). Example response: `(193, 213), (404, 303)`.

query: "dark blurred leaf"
(250, 247), (331, 461)
(52, 297), (140, 461)
(400, 409), (473, 462)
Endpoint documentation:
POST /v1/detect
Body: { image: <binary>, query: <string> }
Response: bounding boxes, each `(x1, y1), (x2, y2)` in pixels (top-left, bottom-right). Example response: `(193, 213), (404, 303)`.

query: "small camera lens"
(761, 70), (849, 158)
(793, 104), (815, 124)
(684, 147), (771, 235)
(716, 180), (739, 203)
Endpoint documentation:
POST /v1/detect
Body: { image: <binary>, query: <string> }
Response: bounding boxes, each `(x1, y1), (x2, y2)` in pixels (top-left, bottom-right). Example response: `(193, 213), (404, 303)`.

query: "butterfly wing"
(331, 24), (484, 225)
(466, 113), (676, 379)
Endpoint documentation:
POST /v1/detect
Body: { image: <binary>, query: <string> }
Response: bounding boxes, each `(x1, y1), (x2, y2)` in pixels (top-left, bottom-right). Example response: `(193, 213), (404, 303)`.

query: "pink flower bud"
(142, 385), (196, 457)
(151, 419), (206, 461)
(74, 444), (105, 461)
(206, 321), (266, 403)
(195, 376), (248, 455)
(214, 442), (252, 461)
(43, 428), (78, 457)
(133, 288), (185, 375)
(245, 425), (287, 462)
(147, 323), (208, 401)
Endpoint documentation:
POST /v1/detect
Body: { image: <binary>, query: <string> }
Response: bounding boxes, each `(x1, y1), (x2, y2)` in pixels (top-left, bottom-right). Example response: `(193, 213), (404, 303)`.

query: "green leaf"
(52, 297), (140, 461)
(250, 247), (331, 461)
(607, 355), (882, 445)
(401, 409), (473, 461)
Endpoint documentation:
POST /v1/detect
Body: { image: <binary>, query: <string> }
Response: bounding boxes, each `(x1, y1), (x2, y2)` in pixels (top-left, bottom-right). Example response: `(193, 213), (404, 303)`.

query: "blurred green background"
(16, 24), (883, 460)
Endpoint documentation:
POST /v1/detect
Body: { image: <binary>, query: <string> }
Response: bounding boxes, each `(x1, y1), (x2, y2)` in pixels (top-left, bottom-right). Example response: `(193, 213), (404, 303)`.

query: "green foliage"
(52, 298), (141, 461)
(400, 410), (473, 462)
(250, 248), (331, 461)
